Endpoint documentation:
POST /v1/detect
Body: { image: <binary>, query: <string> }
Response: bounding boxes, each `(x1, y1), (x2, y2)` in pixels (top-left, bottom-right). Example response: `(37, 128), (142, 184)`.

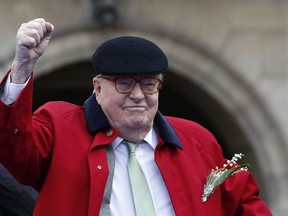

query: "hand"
(10, 18), (54, 84)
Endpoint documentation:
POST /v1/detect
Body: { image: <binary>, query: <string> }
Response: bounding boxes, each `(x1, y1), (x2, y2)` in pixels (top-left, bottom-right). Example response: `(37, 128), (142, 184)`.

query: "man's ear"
(93, 77), (101, 101)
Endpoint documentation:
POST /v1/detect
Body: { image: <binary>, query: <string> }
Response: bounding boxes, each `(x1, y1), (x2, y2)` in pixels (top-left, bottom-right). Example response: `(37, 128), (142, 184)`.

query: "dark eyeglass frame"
(98, 75), (163, 94)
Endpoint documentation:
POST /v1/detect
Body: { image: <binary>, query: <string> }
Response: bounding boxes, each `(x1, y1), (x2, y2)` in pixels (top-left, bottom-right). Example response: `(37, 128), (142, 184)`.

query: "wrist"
(10, 59), (35, 84)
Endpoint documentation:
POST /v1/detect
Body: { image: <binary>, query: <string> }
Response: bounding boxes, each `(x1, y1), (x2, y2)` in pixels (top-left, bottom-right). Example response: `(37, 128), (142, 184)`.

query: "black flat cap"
(92, 36), (168, 76)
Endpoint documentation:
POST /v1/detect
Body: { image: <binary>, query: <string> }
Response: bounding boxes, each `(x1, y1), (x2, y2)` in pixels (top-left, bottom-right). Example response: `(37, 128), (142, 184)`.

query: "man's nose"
(129, 83), (145, 97)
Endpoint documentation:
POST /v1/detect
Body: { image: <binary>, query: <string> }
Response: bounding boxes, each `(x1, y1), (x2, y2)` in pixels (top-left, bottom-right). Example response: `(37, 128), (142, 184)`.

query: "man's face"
(93, 75), (161, 133)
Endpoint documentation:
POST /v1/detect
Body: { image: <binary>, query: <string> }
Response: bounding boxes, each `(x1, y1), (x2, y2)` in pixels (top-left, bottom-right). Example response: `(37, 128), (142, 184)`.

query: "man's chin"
(127, 119), (148, 128)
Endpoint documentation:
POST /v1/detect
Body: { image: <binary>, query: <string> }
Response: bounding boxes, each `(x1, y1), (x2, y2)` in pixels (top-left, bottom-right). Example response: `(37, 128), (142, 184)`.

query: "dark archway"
(33, 60), (268, 203)
(33, 61), (95, 111)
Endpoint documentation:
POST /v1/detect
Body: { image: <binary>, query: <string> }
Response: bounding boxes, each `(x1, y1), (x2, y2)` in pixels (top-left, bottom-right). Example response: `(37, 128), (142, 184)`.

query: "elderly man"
(0, 18), (272, 216)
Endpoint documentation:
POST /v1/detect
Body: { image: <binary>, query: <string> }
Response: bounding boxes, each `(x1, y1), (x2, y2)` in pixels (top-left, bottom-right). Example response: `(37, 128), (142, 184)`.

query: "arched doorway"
(33, 58), (267, 202)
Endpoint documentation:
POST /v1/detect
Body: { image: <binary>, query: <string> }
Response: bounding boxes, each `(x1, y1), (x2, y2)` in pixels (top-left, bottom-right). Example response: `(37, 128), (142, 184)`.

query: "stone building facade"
(0, 0), (287, 215)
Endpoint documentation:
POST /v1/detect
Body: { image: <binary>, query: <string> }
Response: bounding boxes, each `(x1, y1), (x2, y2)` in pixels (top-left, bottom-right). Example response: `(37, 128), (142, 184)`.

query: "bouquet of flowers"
(201, 153), (251, 202)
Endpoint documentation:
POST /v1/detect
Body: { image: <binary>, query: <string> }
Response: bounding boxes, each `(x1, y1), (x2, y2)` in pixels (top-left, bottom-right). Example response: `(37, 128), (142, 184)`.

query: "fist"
(15, 18), (54, 63)
(11, 18), (54, 84)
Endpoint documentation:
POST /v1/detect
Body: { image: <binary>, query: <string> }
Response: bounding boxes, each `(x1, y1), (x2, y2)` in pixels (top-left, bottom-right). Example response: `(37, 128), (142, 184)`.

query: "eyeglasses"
(98, 75), (163, 94)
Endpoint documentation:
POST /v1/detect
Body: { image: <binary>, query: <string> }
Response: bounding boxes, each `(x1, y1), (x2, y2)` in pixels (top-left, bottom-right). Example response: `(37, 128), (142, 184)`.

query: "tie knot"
(124, 140), (137, 154)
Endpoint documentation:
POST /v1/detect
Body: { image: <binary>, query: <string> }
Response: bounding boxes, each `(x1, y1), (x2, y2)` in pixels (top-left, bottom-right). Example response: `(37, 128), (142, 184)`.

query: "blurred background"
(0, 0), (287, 215)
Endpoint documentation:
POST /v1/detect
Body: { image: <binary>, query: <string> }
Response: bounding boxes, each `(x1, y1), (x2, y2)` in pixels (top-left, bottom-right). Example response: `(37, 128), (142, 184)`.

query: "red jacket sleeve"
(221, 171), (273, 215)
(0, 71), (53, 190)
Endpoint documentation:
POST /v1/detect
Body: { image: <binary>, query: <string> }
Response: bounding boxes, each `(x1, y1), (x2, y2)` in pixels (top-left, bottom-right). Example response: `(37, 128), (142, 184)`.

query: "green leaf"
(213, 164), (252, 187)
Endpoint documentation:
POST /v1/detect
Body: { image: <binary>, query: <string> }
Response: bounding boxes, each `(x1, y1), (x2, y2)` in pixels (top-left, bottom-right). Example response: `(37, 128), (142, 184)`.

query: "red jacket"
(0, 73), (272, 216)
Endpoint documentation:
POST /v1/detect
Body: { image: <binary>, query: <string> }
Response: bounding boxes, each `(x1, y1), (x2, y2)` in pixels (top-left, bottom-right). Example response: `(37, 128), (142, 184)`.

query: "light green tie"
(124, 141), (157, 216)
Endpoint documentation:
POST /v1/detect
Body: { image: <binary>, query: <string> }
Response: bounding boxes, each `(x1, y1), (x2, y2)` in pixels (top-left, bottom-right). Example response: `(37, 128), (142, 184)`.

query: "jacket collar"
(83, 93), (183, 149)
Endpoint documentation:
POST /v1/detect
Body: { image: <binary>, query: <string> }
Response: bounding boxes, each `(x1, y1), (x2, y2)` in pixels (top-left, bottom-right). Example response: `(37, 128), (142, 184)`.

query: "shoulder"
(165, 116), (215, 140)
(165, 115), (223, 159)
(33, 101), (84, 119)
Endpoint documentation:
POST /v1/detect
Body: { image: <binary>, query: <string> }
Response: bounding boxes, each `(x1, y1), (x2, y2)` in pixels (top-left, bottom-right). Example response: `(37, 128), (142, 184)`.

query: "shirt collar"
(111, 128), (157, 151)
(83, 93), (183, 149)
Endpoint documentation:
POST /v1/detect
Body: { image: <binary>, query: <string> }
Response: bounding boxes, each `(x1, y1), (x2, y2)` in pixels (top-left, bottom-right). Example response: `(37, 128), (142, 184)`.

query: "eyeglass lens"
(115, 77), (161, 94)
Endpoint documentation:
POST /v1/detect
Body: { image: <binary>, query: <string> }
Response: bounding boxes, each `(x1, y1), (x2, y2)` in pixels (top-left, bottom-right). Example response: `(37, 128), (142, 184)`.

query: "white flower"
(201, 153), (251, 202)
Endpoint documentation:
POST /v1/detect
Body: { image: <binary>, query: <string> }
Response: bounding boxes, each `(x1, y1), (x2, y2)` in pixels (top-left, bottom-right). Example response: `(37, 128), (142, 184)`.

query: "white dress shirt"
(1, 74), (27, 105)
(0, 75), (176, 215)
(111, 130), (175, 216)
